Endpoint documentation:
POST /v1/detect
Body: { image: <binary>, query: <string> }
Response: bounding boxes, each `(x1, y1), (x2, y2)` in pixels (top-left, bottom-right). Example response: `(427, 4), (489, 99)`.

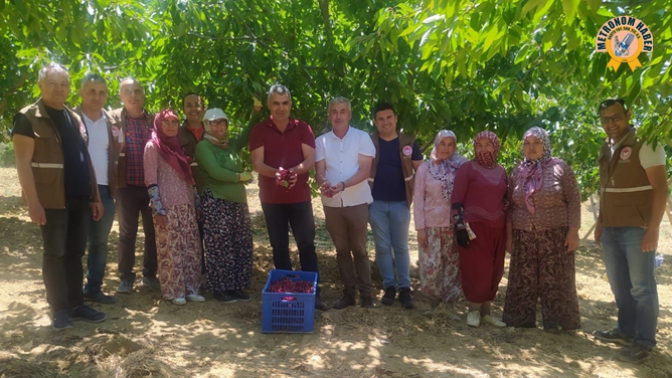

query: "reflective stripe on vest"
(602, 185), (653, 193)
(404, 173), (415, 182)
(119, 152), (126, 157)
(31, 162), (64, 169)
(190, 162), (198, 167)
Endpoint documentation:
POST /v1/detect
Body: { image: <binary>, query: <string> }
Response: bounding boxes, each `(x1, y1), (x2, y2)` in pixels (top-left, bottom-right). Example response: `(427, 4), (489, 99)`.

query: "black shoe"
(142, 276), (161, 290)
(71, 304), (107, 323)
(543, 322), (563, 335)
(84, 291), (117, 304)
(213, 291), (237, 303)
(315, 296), (330, 311)
(360, 296), (375, 309)
(333, 295), (356, 310)
(381, 286), (396, 306)
(593, 328), (633, 346)
(398, 287), (414, 309)
(617, 343), (651, 363)
(228, 290), (251, 302)
(52, 310), (74, 330)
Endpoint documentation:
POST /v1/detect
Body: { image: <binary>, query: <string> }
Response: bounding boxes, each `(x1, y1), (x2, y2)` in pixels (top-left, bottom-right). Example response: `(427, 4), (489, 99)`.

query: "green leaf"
(562, 0), (580, 24)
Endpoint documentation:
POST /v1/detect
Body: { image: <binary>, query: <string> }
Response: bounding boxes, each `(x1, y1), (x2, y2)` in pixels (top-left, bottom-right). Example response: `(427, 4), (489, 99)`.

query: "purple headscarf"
(518, 126), (554, 214)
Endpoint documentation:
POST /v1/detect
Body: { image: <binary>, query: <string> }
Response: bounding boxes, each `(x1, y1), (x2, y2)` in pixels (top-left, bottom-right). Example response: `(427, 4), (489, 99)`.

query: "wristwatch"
(341, 181), (346, 191)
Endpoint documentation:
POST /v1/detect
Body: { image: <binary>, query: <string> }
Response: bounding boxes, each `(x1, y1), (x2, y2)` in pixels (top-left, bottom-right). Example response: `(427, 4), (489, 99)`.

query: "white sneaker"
(172, 297), (187, 305)
(466, 310), (480, 327)
(481, 315), (506, 328)
(186, 294), (205, 302)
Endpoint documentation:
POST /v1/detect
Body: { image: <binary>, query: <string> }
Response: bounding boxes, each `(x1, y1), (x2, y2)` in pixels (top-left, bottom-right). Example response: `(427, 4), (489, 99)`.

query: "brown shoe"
(333, 295), (356, 310)
(315, 296), (330, 311)
(360, 296), (375, 308)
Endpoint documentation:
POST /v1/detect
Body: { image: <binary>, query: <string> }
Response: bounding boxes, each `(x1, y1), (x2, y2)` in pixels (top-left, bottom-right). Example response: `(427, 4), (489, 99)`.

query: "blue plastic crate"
(261, 269), (317, 333)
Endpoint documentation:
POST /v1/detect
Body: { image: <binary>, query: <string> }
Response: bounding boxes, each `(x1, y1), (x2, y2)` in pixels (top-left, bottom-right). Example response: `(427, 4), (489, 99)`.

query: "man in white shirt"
(315, 97), (376, 309)
(75, 74), (123, 304)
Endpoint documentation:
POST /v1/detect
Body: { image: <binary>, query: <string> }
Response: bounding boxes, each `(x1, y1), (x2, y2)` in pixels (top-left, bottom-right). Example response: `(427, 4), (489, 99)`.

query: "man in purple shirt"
(249, 84), (328, 311)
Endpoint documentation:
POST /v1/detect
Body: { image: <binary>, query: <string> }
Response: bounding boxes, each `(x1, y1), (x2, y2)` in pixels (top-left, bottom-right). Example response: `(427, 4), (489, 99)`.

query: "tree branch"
(318, 0), (335, 48)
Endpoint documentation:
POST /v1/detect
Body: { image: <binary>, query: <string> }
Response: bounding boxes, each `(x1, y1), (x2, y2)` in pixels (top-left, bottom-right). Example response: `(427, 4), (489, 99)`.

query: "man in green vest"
(592, 98), (668, 363)
(12, 63), (107, 330)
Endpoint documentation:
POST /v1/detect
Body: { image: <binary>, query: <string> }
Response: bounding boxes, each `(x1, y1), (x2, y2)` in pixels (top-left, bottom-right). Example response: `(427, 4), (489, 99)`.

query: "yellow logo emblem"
(595, 16), (653, 71)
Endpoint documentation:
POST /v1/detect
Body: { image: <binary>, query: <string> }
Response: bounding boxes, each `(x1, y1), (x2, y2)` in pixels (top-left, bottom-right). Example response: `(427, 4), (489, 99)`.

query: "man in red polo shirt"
(250, 84), (328, 311)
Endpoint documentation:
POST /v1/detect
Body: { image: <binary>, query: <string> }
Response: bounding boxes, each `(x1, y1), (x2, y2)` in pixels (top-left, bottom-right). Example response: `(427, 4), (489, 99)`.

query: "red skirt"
(457, 221), (506, 303)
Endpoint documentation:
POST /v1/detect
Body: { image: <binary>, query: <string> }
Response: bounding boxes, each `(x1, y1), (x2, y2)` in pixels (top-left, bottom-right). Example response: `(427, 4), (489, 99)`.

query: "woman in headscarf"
(194, 108), (254, 303)
(450, 131), (508, 328)
(413, 130), (467, 319)
(502, 126), (581, 333)
(144, 109), (203, 305)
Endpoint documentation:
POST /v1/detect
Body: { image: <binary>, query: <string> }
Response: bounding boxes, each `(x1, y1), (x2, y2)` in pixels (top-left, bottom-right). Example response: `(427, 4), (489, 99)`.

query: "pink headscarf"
(428, 130), (467, 201)
(152, 109), (194, 185)
(518, 127), (554, 214)
(473, 131), (500, 168)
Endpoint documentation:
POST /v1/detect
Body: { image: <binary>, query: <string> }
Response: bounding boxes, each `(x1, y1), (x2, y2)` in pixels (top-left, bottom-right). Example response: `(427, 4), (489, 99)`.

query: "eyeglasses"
(210, 119), (227, 126)
(600, 114), (625, 125)
(161, 120), (179, 127)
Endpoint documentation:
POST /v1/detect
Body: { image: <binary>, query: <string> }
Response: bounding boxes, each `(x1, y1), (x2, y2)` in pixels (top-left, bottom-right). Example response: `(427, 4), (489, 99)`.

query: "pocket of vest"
(32, 163), (60, 184)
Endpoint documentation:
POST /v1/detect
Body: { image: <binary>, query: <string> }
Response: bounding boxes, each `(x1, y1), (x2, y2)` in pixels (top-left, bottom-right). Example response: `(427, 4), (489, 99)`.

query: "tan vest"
(109, 107), (155, 189)
(368, 131), (416, 206)
(19, 99), (99, 209)
(74, 106), (122, 198)
(598, 127), (653, 228)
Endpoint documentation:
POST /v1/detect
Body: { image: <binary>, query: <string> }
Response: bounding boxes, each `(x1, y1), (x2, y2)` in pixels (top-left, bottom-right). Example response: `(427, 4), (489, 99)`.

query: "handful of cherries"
(319, 182), (335, 198)
(276, 168), (298, 189)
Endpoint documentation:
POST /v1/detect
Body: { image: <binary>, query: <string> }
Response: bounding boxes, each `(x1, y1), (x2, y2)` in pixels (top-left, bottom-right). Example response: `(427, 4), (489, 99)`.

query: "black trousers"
(116, 185), (157, 282)
(40, 196), (90, 313)
(261, 201), (319, 275)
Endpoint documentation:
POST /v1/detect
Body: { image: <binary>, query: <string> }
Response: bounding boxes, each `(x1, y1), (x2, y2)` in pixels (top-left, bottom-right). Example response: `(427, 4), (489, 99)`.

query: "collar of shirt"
(187, 122), (205, 140)
(328, 125), (353, 140)
(125, 109), (151, 122)
(82, 111), (107, 125)
(265, 117), (298, 132)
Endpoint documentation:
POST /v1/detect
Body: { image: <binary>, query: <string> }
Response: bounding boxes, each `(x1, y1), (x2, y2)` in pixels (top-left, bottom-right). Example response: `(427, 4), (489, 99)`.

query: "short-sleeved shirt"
(124, 112), (153, 187)
(315, 126), (375, 207)
(371, 137), (422, 202)
(12, 106), (91, 197)
(249, 117), (315, 204)
(82, 112), (110, 185)
(610, 138), (666, 169)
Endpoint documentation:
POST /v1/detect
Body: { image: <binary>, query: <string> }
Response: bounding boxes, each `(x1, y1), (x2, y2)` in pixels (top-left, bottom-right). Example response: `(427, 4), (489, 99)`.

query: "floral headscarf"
(428, 130), (467, 201)
(473, 130), (500, 168)
(518, 126), (554, 214)
(152, 109), (194, 185)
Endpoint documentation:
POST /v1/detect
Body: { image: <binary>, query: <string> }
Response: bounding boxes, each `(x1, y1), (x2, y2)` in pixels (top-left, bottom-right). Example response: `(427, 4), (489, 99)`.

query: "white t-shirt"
(315, 126), (376, 207)
(83, 112), (110, 185)
(610, 138), (666, 169)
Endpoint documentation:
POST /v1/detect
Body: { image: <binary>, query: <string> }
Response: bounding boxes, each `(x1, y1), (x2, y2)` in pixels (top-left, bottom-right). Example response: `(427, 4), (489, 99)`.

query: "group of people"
(12, 63), (667, 364)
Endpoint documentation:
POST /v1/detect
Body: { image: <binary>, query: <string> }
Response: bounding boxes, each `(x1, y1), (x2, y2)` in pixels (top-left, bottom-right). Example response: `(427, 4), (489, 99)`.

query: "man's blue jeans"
(601, 226), (659, 348)
(369, 200), (411, 289)
(84, 185), (116, 295)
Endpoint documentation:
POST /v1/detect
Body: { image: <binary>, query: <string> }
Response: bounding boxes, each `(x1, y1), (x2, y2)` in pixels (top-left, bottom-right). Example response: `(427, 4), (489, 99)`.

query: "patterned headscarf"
(518, 126), (554, 214)
(152, 109), (194, 185)
(473, 130), (500, 168)
(428, 130), (467, 201)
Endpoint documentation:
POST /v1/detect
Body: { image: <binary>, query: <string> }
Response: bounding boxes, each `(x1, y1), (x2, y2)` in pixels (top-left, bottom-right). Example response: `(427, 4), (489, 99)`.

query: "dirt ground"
(1, 166), (672, 378)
